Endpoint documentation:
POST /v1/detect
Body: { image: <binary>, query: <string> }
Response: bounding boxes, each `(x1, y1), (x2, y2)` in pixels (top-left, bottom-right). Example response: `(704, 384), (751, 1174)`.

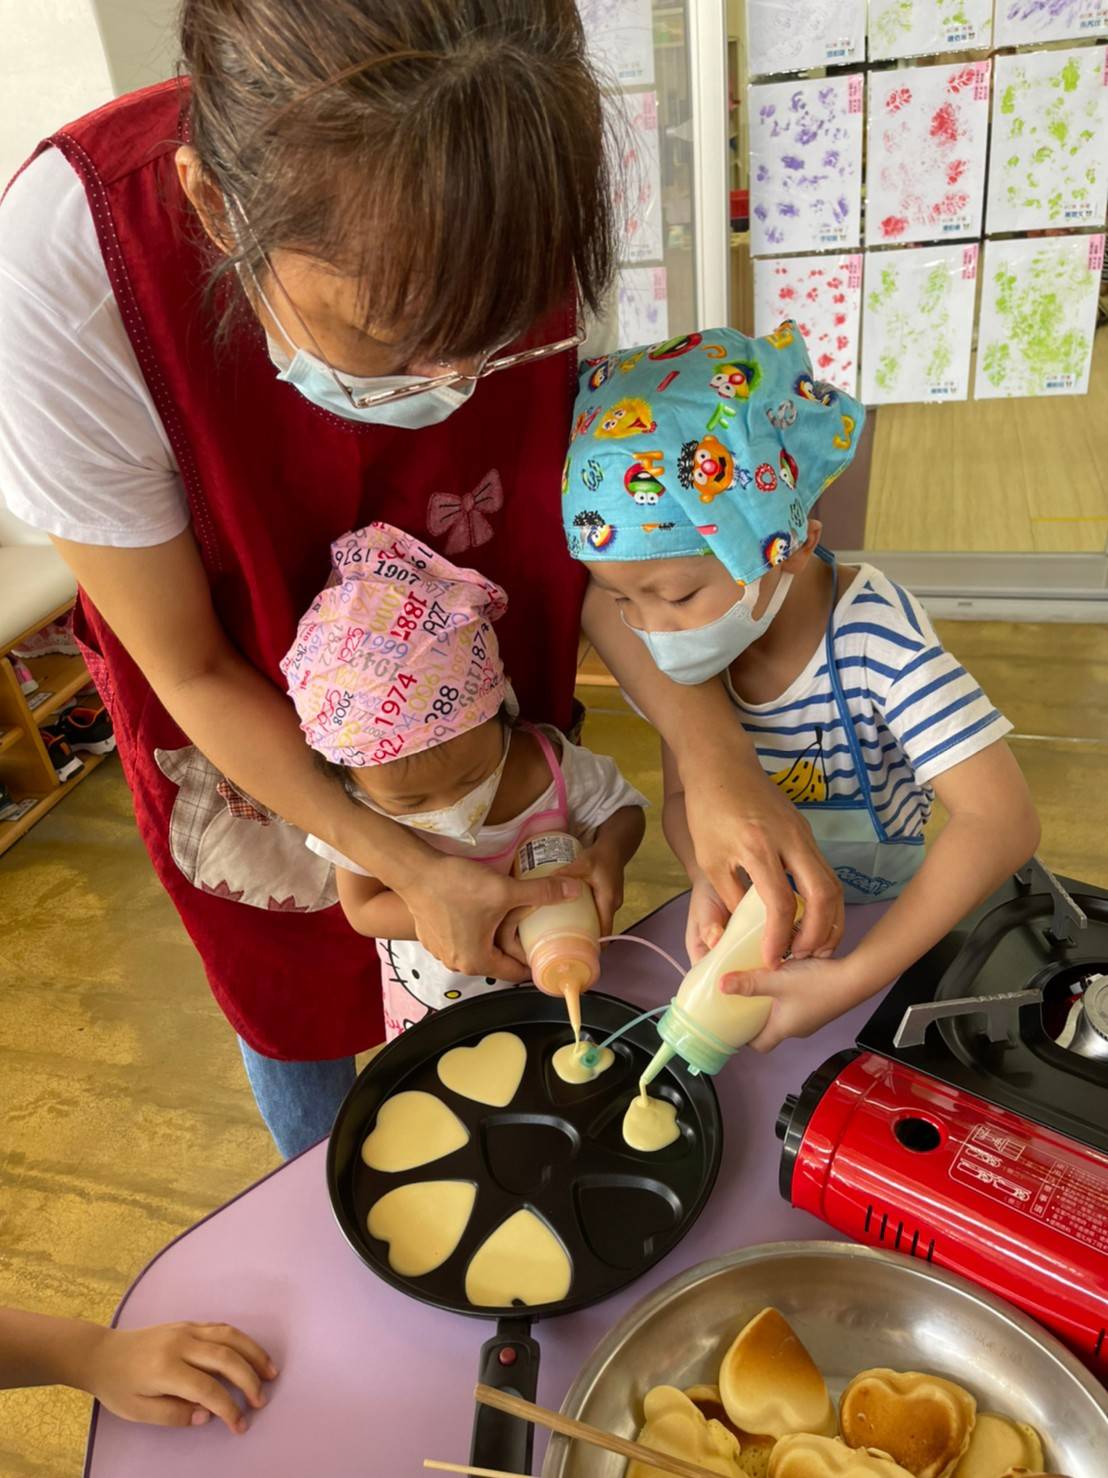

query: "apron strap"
(519, 720), (570, 827)
(818, 549), (891, 843)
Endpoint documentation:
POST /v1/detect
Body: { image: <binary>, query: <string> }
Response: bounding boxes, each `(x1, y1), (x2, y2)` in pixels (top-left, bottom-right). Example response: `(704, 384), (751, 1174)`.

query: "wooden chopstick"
(474, 1383), (733, 1478)
(424, 1462), (530, 1478)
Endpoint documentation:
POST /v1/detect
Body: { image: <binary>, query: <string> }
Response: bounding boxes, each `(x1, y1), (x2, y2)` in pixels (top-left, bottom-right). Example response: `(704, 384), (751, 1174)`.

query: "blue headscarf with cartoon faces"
(562, 324), (864, 585)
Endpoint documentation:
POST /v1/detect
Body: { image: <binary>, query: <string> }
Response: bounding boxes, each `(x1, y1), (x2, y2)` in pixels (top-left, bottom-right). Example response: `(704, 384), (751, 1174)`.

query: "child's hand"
(560, 836), (626, 935)
(80, 1321), (277, 1433)
(685, 875), (729, 963)
(720, 955), (869, 1052)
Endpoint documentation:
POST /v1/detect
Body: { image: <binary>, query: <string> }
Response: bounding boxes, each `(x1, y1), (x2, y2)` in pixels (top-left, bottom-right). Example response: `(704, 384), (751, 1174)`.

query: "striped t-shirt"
(725, 565), (1012, 839)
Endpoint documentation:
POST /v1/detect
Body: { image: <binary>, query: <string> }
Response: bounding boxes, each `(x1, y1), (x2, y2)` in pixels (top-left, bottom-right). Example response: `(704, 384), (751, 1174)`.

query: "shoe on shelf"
(0, 782), (20, 821)
(40, 725), (84, 782)
(13, 616), (79, 660)
(58, 703), (115, 755)
(10, 657), (38, 695)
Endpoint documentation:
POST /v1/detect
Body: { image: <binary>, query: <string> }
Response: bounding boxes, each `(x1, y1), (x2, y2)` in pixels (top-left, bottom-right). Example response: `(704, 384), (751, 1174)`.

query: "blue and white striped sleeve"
(873, 586), (1012, 786)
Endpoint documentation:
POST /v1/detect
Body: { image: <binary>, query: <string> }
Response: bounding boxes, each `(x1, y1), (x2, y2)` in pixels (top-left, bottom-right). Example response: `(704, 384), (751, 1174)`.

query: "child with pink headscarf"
(282, 523), (647, 1038)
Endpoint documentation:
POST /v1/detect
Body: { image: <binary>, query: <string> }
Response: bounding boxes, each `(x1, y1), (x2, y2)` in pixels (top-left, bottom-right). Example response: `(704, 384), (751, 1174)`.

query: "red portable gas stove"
(776, 860), (1108, 1375)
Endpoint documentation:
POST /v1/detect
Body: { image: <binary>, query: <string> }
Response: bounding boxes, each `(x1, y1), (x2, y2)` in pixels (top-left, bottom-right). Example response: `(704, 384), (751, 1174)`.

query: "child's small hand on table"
(720, 955), (867, 1052)
(80, 1320), (276, 1433)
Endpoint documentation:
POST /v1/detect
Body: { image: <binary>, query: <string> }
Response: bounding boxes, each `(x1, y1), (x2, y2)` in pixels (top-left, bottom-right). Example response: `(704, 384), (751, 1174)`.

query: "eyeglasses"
(337, 332), (585, 411)
(231, 200), (583, 411)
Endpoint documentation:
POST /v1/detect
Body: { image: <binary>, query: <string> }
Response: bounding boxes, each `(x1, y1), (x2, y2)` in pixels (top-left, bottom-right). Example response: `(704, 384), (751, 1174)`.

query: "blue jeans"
(237, 1037), (356, 1160)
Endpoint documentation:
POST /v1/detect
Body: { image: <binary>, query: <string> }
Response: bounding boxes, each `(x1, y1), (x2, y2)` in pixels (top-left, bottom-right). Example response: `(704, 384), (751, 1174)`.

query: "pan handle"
(470, 1316), (540, 1474)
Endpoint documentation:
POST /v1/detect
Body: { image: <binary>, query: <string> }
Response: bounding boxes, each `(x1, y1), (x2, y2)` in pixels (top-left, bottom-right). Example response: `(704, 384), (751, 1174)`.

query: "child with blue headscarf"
(564, 324), (1040, 1050)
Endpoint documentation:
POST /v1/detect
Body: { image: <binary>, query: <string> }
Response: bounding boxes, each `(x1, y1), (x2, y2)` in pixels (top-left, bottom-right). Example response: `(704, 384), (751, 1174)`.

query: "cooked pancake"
(840, 1369), (976, 1478)
(953, 1413), (1043, 1478)
(770, 1434), (917, 1477)
(628, 1385), (744, 1478)
(684, 1382), (774, 1478)
(719, 1308), (836, 1439)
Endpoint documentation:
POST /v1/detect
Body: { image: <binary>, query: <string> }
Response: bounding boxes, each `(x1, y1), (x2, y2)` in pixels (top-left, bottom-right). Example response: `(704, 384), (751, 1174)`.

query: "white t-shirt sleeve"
(556, 731), (648, 838)
(0, 149), (190, 547)
(304, 831), (371, 877)
(872, 582), (1012, 785)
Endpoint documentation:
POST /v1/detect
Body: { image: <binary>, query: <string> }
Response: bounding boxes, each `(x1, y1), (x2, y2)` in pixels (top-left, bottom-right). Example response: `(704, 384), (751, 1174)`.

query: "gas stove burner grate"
(859, 871), (1108, 1155)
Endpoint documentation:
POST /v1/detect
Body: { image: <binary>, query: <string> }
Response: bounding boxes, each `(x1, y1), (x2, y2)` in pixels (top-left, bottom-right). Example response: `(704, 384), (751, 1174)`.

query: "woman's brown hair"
(180, 0), (616, 357)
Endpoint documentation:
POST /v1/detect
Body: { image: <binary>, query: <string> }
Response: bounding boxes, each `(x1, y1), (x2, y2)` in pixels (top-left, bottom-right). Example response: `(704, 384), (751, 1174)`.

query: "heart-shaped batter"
(464, 1208), (572, 1307)
(437, 1031), (527, 1107)
(368, 1180), (477, 1277)
(361, 1091), (469, 1172)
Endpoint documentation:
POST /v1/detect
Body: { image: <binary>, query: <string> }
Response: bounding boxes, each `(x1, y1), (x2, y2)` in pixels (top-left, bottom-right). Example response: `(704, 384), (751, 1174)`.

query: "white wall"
(0, 0), (114, 186)
(0, 0), (178, 545)
(91, 0), (178, 96)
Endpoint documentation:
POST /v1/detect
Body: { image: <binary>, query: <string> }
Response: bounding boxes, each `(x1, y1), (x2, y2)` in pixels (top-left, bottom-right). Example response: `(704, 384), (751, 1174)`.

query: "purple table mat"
(86, 896), (888, 1476)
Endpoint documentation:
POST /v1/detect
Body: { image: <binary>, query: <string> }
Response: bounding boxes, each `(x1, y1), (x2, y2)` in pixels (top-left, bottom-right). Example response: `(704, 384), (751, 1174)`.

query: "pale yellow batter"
(361, 1091), (469, 1173)
(622, 1087), (680, 1152)
(437, 1031), (527, 1107)
(551, 1040), (615, 1084)
(367, 1180), (477, 1277)
(464, 1208), (573, 1307)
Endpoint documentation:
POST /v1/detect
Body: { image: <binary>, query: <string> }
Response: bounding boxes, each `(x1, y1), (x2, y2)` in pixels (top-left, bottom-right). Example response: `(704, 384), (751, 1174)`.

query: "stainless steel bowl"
(543, 1242), (1107, 1477)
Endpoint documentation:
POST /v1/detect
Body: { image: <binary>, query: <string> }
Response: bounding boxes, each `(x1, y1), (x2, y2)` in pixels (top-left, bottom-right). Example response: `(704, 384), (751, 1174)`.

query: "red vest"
(33, 81), (584, 1059)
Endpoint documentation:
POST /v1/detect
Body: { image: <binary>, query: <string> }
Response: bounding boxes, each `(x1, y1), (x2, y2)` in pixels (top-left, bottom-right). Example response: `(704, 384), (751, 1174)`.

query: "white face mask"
(351, 742), (509, 846)
(264, 333), (475, 429)
(628, 573), (794, 685)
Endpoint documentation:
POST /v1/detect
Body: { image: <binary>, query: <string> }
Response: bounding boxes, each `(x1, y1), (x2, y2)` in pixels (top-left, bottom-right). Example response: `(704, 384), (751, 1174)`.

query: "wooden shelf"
(0, 726), (20, 758)
(23, 653), (94, 727)
(0, 751), (109, 859)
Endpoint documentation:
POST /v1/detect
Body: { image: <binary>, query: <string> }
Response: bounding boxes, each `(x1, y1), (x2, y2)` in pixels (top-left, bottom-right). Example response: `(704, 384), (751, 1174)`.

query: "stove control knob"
(776, 1094), (798, 1141)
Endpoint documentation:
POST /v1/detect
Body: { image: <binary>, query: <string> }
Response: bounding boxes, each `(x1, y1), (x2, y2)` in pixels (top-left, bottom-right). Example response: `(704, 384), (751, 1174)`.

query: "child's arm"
(334, 868), (419, 940)
(0, 1308), (275, 1433)
(725, 742), (1041, 1051)
(562, 804), (646, 934)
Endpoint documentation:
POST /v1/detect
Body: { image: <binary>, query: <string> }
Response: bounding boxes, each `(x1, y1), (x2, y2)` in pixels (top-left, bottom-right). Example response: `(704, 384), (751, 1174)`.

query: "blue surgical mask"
(627, 573), (794, 685)
(264, 332), (474, 429)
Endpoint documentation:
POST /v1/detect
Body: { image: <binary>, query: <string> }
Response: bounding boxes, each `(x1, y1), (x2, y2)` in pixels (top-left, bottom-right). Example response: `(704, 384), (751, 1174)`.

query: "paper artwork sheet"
(986, 46), (1108, 234)
(860, 244), (978, 405)
(748, 75), (864, 256)
(578, 0), (655, 88)
(610, 90), (663, 264)
(866, 62), (991, 247)
(617, 267), (669, 344)
(974, 234), (1104, 400)
(753, 254), (863, 395)
(995, 0), (1107, 48)
(868, 0), (993, 61)
(746, 0), (865, 78)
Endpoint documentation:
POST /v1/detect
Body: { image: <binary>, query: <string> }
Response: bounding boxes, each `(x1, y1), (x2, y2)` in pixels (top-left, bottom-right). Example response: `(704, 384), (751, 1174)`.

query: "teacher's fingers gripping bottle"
(640, 885), (804, 1088)
(514, 832), (601, 1037)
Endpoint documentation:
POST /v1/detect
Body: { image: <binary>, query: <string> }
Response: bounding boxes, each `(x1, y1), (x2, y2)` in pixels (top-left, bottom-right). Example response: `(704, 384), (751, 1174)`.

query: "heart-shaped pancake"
(840, 1369), (976, 1478)
(361, 1090), (469, 1172)
(464, 1208), (571, 1307)
(953, 1414), (1043, 1478)
(627, 1386), (744, 1478)
(367, 1180), (476, 1276)
(437, 1031), (527, 1107)
(770, 1435), (916, 1477)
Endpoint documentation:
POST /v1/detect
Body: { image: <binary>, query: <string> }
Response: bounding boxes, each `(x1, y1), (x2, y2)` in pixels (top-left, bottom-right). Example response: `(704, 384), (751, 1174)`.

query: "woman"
(0, 0), (841, 1157)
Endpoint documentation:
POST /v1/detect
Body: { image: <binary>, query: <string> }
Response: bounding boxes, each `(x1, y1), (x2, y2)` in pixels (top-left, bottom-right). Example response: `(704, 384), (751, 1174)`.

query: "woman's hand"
(401, 856), (580, 981)
(685, 874), (728, 963)
(720, 955), (869, 1052)
(77, 1321), (276, 1433)
(682, 753), (844, 966)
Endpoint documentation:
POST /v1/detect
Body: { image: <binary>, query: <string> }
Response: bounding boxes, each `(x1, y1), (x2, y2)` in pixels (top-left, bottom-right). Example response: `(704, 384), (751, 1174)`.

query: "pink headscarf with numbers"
(281, 523), (508, 767)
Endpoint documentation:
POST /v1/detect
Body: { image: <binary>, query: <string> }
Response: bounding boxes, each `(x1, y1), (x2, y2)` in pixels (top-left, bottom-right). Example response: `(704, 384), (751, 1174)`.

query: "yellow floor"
(2, 623), (1107, 1474)
(866, 330), (1108, 553)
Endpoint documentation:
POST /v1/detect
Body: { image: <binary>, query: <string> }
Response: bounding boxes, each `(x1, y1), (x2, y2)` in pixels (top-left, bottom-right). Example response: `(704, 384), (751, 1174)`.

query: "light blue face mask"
(264, 330), (475, 429)
(628, 573), (793, 685)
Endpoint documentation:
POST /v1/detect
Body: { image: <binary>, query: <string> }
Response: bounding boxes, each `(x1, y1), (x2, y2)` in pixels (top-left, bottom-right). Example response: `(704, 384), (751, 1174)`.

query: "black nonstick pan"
(327, 986), (722, 1473)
